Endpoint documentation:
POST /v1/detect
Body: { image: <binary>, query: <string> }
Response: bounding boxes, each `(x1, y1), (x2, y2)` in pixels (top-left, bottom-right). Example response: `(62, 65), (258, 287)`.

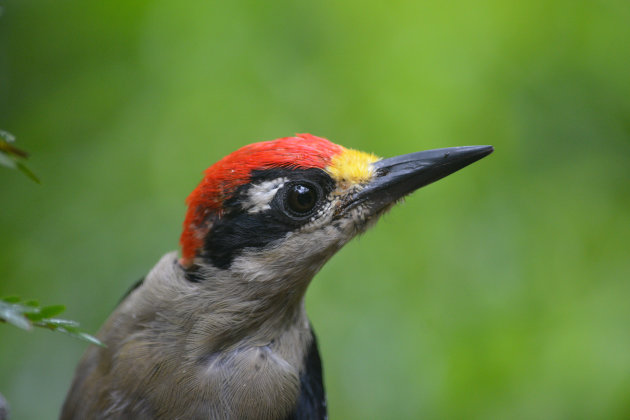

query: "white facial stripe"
(245, 178), (287, 213)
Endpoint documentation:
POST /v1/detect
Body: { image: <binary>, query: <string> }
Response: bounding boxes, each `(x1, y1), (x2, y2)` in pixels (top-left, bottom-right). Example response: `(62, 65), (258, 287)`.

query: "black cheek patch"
(202, 210), (291, 269)
(198, 167), (336, 270)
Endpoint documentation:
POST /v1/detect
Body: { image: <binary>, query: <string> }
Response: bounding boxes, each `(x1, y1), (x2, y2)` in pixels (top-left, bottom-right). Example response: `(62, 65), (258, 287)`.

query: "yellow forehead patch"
(326, 148), (381, 185)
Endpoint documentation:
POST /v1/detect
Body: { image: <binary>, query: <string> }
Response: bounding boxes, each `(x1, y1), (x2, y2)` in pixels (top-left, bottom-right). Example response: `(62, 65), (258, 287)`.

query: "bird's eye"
(286, 184), (318, 215)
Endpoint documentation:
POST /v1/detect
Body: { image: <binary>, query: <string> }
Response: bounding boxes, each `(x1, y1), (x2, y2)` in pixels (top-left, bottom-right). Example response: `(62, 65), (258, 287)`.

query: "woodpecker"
(61, 134), (492, 420)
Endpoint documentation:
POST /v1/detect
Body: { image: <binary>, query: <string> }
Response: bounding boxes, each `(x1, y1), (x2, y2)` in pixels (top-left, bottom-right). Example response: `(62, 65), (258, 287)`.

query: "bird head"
(180, 133), (492, 288)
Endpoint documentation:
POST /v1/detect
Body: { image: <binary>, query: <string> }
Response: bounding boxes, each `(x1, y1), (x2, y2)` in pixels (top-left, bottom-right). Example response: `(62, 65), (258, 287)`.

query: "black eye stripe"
(200, 168), (335, 270)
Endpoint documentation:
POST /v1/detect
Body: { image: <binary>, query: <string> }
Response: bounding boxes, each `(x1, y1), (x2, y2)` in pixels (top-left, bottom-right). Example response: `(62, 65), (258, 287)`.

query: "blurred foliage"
(0, 296), (103, 347)
(0, 131), (39, 183)
(1, 0), (629, 419)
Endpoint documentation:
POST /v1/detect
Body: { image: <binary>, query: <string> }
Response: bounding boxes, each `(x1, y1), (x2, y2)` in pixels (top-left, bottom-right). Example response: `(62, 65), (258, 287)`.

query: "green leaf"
(38, 304), (66, 318)
(0, 151), (16, 169)
(0, 137), (27, 158)
(37, 318), (79, 328)
(1, 297), (104, 346)
(24, 312), (42, 322)
(0, 301), (32, 330)
(0, 129), (16, 143)
(1, 312), (32, 330)
(74, 332), (105, 347)
(0, 134), (40, 183)
(49, 322), (105, 347)
(16, 161), (41, 184)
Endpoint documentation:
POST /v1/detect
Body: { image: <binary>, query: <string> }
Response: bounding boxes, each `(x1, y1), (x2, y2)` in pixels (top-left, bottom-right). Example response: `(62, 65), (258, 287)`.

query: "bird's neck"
(104, 252), (316, 419)
(130, 251), (322, 359)
(184, 253), (320, 352)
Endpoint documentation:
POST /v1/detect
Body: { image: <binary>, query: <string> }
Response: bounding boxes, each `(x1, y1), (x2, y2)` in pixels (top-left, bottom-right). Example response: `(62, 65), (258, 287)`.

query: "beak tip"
(466, 145), (494, 158)
(481, 145), (494, 156)
(440, 145), (494, 167)
(457, 145), (494, 164)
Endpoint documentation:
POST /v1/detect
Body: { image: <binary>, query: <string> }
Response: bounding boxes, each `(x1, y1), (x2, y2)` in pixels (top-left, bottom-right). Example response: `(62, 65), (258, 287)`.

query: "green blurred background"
(1, 0), (629, 418)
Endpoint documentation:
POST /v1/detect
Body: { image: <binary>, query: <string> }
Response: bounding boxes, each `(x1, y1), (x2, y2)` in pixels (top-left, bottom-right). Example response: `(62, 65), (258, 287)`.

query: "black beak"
(349, 145), (493, 214)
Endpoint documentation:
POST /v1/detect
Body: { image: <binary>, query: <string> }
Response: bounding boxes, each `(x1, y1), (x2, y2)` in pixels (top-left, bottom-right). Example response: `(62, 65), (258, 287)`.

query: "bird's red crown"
(180, 134), (345, 266)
